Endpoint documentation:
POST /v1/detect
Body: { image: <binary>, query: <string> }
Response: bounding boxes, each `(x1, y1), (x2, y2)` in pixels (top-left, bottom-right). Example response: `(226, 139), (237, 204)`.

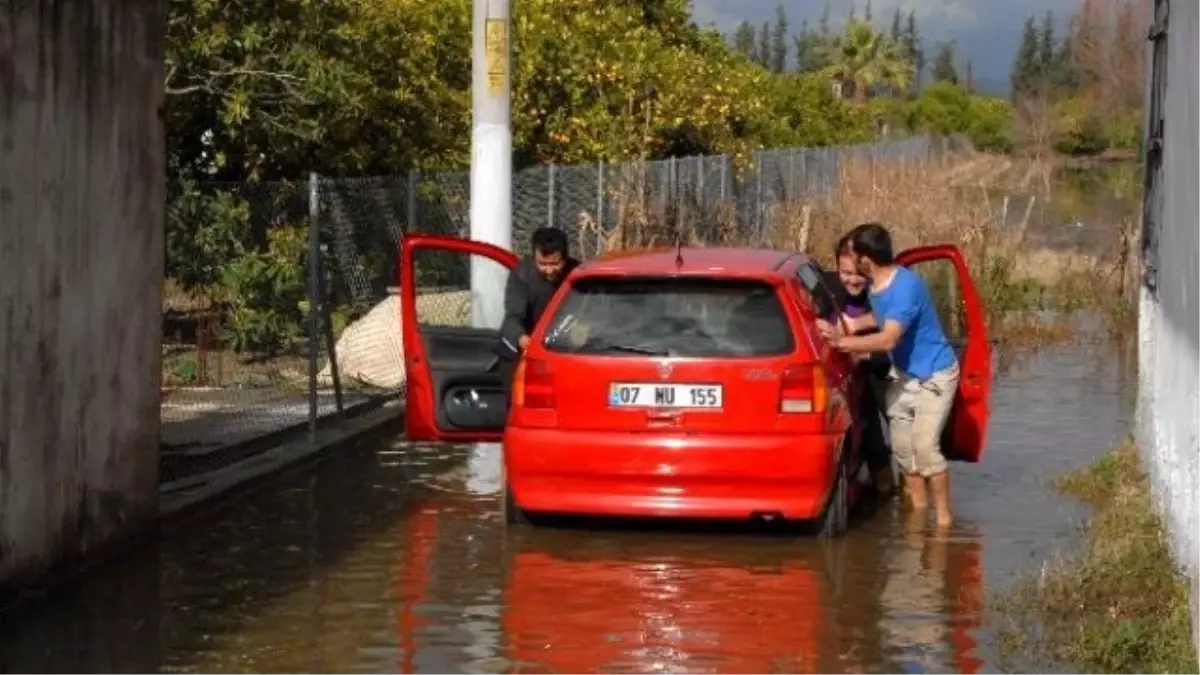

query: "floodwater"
(0, 334), (1134, 674)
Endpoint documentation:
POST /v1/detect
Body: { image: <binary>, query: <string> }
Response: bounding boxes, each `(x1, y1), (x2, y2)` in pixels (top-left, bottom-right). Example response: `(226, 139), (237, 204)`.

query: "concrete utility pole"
(469, 0), (513, 329)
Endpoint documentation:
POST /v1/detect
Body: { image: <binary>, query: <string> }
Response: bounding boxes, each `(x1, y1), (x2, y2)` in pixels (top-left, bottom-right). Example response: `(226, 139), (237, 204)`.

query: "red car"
(399, 235), (993, 536)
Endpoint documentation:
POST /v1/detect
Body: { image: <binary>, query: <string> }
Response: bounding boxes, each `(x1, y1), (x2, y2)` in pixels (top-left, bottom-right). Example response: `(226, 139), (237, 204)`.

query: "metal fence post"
(596, 161), (604, 256)
(659, 161), (668, 227)
(719, 155), (727, 202)
(547, 163), (556, 230)
(406, 169), (418, 232)
(307, 172), (321, 445)
(755, 153), (763, 239)
(788, 150), (796, 202)
(669, 156), (678, 233)
(318, 197), (345, 417)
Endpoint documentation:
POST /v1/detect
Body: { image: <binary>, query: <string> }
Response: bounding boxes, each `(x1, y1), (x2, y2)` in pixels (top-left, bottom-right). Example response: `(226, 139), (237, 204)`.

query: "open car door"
(399, 234), (519, 442)
(896, 244), (993, 462)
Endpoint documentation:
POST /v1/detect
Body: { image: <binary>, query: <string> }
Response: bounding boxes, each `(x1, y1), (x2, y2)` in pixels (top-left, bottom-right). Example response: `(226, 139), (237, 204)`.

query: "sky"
(692, 0), (1081, 91)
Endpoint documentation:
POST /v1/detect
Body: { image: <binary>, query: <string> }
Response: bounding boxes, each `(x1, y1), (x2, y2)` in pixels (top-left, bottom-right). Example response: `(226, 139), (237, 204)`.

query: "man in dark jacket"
(497, 227), (580, 361)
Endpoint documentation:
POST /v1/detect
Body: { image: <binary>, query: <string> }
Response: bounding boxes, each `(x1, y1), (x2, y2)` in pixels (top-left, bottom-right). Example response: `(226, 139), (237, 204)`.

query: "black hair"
(848, 222), (894, 266)
(531, 227), (568, 257)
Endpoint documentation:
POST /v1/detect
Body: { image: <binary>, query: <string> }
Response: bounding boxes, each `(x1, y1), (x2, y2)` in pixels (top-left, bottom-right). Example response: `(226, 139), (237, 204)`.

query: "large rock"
(319, 290), (472, 389)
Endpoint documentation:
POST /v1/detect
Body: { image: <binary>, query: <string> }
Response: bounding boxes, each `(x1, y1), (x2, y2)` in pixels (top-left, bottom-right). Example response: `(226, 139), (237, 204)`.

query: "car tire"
(811, 451), (850, 539)
(821, 460), (850, 538)
(503, 481), (530, 526)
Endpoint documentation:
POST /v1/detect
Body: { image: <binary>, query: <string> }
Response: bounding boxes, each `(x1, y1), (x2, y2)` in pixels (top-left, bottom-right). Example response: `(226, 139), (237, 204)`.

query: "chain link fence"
(159, 178), (384, 484)
(160, 134), (963, 482)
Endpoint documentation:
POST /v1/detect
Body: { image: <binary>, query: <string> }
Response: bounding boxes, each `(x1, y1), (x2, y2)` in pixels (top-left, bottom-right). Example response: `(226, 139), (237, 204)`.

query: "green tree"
(1052, 22), (1081, 94)
(823, 18), (912, 103)
(1011, 15), (1040, 99)
(890, 8), (903, 43)
(162, 0), (879, 353)
(763, 74), (874, 147)
(165, 0), (476, 181)
(903, 11), (924, 94)
(770, 5), (789, 73)
(1039, 11), (1056, 86)
(733, 20), (756, 59)
(906, 82), (1013, 152)
(758, 21), (772, 67)
(931, 40), (959, 85)
(794, 22), (816, 72)
(863, 0), (873, 23)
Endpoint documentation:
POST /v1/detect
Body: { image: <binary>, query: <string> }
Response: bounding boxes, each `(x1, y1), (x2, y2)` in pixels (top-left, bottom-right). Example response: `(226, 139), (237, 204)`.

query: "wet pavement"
(0, 336), (1134, 674)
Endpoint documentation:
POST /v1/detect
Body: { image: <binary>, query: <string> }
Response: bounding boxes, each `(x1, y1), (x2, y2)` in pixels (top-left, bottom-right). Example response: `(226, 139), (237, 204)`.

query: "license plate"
(608, 383), (723, 409)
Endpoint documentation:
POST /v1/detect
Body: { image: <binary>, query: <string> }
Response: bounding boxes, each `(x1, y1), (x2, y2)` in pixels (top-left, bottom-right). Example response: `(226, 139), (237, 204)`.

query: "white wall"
(0, 1), (164, 589)
(1135, 0), (1200, 655)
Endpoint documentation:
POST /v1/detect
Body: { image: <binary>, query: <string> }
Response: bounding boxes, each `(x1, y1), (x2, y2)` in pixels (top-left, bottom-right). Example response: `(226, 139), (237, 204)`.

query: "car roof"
(574, 246), (809, 279)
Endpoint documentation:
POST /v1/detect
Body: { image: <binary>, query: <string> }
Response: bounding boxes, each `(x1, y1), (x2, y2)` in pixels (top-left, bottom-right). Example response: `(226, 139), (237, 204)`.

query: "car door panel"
(400, 235), (520, 442)
(421, 326), (509, 431)
(896, 244), (992, 463)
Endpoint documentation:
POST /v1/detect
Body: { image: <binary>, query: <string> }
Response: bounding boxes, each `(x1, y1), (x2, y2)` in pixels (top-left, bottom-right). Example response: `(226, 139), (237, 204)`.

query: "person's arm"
(816, 310), (876, 341)
(842, 311), (877, 334)
(499, 269), (530, 353)
(836, 322), (901, 353)
(835, 286), (919, 355)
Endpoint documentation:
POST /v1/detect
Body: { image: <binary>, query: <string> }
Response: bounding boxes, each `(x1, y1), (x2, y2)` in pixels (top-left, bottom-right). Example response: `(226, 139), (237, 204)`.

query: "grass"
(995, 439), (1198, 674)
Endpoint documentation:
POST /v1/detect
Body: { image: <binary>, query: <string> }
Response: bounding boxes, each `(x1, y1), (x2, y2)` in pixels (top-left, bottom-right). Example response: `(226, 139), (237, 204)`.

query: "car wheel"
(503, 481), (530, 526)
(814, 454), (850, 539)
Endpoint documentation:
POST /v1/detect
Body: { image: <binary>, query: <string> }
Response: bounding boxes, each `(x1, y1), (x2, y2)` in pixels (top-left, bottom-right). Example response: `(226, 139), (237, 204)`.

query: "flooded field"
(0, 337), (1133, 674)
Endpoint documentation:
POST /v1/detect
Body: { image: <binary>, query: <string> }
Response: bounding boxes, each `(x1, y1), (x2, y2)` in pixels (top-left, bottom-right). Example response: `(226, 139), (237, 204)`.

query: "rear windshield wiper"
(603, 343), (670, 356)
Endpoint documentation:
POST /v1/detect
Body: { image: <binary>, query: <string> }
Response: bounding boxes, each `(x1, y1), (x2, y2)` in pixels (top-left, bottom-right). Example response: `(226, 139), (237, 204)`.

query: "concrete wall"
(0, 1), (164, 589)
(1135, 0), (1200, 654)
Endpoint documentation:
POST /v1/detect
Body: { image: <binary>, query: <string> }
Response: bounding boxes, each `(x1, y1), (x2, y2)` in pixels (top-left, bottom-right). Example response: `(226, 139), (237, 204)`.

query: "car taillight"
(514, 357), (556, 409)
(780, 363), (827, 414)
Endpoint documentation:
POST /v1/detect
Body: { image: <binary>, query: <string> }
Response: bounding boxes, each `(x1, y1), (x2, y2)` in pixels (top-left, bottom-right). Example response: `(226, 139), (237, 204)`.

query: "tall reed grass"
(572, 149), (1137, 345)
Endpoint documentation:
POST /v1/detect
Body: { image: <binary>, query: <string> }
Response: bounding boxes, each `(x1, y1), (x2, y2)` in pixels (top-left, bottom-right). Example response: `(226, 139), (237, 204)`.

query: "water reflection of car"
(501, 535), (829, 673)
(398, 237), (994, 537)
(495, 529), (986, 674)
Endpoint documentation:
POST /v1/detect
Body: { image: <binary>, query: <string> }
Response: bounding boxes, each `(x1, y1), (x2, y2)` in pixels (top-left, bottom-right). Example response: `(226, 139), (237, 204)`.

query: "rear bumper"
(503, 427), (841, 520)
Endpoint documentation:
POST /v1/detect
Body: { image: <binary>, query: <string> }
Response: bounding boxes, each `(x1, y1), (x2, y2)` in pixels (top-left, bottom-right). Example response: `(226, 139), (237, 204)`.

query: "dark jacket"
(497, 257), (580, 359)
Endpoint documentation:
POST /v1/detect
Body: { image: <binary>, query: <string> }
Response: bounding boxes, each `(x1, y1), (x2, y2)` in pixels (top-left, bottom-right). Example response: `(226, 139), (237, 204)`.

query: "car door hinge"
(1148, 3), (1168, 41)
(1143, 261), (1159, 294)
(1146, 134), (1165, 161)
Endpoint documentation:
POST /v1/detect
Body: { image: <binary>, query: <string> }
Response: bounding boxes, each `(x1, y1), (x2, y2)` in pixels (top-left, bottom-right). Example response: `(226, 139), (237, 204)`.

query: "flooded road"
(0, 337), (1133, 673)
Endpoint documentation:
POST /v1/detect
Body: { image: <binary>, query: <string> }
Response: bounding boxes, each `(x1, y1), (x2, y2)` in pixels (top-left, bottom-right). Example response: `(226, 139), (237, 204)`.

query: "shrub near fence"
(159, 134), (991, 480)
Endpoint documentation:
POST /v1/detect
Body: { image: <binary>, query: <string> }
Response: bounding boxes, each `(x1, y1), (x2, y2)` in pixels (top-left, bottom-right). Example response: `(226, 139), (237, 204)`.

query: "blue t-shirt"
(868, 267), (957, 380)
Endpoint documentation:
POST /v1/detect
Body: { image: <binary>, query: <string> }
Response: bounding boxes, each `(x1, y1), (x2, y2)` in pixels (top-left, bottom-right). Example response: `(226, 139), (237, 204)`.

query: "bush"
(903, 82), (1013, 153)
(966, 96), (1015, 153)
(218, 225), (309, 355)
(1052, 96), (1110, 156)
(166, 184), (312, 356)
(1105, 110), (1143, 152)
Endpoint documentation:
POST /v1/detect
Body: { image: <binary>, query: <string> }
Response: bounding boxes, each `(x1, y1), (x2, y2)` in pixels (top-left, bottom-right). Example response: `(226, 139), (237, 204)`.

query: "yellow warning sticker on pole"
(485, 19), (508, 94)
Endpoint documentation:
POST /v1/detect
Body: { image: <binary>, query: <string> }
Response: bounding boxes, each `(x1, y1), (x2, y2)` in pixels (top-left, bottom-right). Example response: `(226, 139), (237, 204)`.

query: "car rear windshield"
(541, 276), (795, 358)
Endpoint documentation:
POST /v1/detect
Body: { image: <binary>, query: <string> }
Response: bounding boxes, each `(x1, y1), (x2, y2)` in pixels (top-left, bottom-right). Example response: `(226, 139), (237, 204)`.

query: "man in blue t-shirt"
(819, 222), (960, 528)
